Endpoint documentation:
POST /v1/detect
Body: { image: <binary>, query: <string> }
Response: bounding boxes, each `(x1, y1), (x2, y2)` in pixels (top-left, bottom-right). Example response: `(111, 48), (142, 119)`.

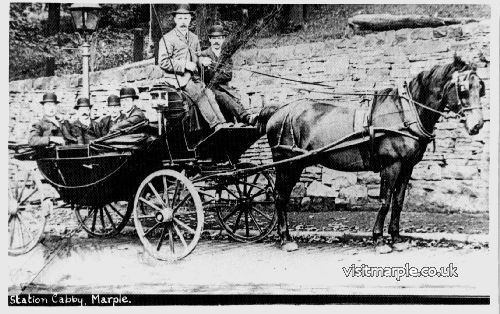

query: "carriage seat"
(149, 84), (188, 121)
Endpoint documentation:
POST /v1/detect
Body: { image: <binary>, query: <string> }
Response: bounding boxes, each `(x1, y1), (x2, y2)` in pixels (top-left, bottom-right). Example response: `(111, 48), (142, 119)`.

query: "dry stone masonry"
(9, 21), (491, 213)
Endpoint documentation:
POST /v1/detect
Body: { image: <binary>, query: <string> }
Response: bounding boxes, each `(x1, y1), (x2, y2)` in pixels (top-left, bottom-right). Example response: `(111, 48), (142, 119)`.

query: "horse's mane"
(408, 55), (474, 104)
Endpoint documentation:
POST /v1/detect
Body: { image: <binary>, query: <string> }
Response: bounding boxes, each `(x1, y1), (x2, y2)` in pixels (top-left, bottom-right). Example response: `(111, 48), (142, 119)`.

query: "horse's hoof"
(375, 243), (392, 254)
(281, 241), (299, 252)
(392, 241), (409, 252)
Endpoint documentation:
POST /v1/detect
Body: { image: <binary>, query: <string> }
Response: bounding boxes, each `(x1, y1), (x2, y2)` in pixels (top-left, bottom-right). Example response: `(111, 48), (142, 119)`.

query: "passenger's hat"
(74, 97), (92, 109)
(170, 4), (195, 16)
(120, 87), (139, 100)
(107, 95), (121, 106)
(208, 24), (226, 37)
(40, 92), (60, 104)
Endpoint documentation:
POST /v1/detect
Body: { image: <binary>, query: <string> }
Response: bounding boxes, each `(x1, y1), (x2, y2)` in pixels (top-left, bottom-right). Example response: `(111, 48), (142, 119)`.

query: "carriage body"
(9, 84), (276, 260)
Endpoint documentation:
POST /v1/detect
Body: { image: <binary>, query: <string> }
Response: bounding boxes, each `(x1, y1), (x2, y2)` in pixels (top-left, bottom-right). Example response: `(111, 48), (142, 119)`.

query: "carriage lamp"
(69, 3), (102, 99)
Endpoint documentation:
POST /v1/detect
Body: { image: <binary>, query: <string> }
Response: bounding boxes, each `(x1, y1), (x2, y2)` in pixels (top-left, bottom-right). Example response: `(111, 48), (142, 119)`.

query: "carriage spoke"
(168, 226), (175, 254)
(221, 186), (239, 199)
(18, 216), (35, 243)
(108, 203), (125, 219)
(252, 207), (273, 222)
(9, 216), (17, 248)
(91, 207), (98, 232)
(103, 206), (117, 231)
(19, 188), (38, 206)
(232, 209), (244, 233)
(170, 179), (181, 209)
(80, 207), (96, 225)
(248, 188), (266, 200)
(173, 218), (195, 235)
(245, 210), (249, 237)
(137, 214), (156, 220)
(248, 210), (263, 234)
(247, 173), (261, 196)
(173, 194), (191, 213)
(139, 197), (163, 212)
(144, 222), (161, 237)
(222, 206), (240, 222)
(234, 181), (244, 198)
(17, 172), (30, 203)
(162, 176), (169, 207)
(173, 223), (188, 250)
(148, 182), (168, 208)
(156, 226), (167, 251)
(17, 217), (27, 248)
(99, 208), (106, 232)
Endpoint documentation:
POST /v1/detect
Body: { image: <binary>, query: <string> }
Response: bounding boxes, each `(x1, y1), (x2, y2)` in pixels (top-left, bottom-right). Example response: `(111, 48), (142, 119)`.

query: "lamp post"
(69, 3), (102, 99)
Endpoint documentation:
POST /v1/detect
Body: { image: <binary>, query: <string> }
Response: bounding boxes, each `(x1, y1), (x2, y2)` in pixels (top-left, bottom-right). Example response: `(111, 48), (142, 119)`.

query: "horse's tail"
(256, 105), (279, 135)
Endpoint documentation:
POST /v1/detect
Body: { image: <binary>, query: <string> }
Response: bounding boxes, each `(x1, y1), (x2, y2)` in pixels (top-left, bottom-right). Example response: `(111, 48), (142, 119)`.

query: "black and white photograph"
(5, 0), (499, 307)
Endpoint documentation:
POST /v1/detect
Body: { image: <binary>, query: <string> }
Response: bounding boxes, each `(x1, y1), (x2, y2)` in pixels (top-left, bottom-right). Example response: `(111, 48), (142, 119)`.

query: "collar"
(211, 47), (221, 58)
(174, 28), (190, 43)
(43, 115), (60, 126)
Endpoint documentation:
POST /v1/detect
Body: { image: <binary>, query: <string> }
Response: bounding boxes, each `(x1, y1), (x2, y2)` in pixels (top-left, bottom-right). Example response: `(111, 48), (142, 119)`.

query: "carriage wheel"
(133, 169), (203, 261)
(8, 160), (49, 256)
(74, 200), (133, 237)
(200, 163), (277, 242)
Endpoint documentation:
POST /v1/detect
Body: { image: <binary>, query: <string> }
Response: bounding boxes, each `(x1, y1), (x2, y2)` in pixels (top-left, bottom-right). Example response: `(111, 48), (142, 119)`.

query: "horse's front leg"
(388, 169), (412, 251)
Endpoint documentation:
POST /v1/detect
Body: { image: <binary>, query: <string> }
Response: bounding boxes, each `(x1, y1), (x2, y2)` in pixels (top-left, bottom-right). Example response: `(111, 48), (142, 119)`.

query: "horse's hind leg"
(373, 162), (401, 254)
(275, 164), (303, 252)
(388, 168), (412, 251)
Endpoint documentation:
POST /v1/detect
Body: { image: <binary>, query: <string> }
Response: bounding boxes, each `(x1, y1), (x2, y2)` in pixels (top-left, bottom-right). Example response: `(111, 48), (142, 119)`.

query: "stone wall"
(9, 21), (491, 213)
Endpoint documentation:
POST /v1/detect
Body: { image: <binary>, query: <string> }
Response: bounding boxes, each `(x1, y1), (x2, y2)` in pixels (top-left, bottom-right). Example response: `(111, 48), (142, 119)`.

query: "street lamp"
(69, 3), (102, 99)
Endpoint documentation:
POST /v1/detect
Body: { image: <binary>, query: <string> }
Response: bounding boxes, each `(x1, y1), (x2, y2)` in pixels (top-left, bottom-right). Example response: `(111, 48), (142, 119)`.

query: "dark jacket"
(28, 116), (76, 147)
(200, 47), (233, 89)
(72, 119), (101, 144)
(98, 113), (126, 136)
(110, 105), (147, 132)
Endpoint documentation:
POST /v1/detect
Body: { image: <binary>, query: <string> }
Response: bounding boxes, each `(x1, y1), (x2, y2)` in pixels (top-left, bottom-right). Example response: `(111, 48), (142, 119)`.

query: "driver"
(158, 4), (231, 131)
(200, 24), (257, 126)
(28, 93), (72, 147)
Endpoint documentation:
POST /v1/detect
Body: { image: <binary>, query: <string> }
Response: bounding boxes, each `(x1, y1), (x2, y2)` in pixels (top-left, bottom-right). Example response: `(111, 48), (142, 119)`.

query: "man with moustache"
(72, 97), (100, 144)
(200, 24), (257, 126)
(158, 4), (231, 131)
(29, 93), (72, 147)
(97, 94), (125, 136)
(109, 87), (147, 132)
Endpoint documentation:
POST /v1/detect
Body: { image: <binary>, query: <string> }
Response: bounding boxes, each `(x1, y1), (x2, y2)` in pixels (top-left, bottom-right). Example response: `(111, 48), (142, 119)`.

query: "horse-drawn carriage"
(9, 56), (487, 258)
(8, 85), (277, 261)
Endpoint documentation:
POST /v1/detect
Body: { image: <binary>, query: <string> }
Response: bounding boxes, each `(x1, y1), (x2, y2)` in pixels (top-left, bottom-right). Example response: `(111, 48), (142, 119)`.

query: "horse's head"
(442, 56), (486, 135)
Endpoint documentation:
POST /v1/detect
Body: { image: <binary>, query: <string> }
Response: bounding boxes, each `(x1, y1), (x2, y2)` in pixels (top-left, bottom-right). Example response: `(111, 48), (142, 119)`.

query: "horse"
(256, 55), (486, 253)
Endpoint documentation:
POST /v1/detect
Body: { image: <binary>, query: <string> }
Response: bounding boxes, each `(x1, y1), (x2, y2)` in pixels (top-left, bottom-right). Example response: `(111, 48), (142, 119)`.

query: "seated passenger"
(200, 24), (257, 126)
(98, 95), (125, 136)
(28, 93), (75, 147)
(72, 97), (100, 144)
(109, 87), (147, 132)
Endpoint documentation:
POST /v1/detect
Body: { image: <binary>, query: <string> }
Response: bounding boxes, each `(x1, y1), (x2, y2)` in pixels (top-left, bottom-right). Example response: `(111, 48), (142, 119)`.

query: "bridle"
(447, 69), (485, 116)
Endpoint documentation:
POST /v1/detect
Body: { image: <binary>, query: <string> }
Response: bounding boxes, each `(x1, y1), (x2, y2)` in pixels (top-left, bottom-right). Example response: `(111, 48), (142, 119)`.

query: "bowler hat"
(208, 24), (226, 37)
(170, 4), (195, 16)
(40, 92), (60, 104)
(120, 87), (139, 100)
(74, 97), (92, 109)
(107, 95), (121, 106)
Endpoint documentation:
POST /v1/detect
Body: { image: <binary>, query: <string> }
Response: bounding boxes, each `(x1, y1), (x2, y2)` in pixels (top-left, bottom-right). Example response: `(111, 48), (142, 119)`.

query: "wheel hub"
(155, 208), (174, 222)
